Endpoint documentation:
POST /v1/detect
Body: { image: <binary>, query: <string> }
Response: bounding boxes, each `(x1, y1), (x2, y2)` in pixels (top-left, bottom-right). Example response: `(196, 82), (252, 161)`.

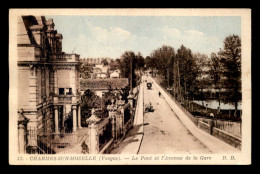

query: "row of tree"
(144, 35), (241, 116)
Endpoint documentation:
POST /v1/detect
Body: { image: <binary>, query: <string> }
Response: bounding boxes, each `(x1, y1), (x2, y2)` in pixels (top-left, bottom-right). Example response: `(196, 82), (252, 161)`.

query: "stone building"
(80, 78), (129, 98)
(17, 15), (82, 152)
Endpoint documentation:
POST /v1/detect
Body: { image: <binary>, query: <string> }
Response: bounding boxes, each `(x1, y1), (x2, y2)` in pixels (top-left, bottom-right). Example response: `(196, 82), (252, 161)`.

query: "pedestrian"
(159, 91), (161, 97)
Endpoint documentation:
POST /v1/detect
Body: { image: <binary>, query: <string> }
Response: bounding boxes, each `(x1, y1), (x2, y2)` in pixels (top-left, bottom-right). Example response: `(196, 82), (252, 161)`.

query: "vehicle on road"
(147, 82), (152, 90)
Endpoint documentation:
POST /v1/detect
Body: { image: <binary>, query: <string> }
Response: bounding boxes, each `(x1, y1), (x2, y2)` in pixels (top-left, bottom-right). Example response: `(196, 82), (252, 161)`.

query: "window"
(59, 88), (72, 95)
(59, 88), (64, 95)
(65, 88), (72, 95)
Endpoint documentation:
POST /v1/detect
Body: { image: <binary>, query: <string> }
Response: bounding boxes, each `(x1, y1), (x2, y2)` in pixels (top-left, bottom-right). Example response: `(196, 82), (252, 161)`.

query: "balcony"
(55, 53), (80, 62)
(58, 96), (72, 104)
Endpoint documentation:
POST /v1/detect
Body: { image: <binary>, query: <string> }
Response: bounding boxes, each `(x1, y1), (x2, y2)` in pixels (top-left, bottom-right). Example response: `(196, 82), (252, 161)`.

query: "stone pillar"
(54, 106), (59, 134)
(71, 68), (76, 95)
(72, 105), (77, 132)
(108, 110), (117, 141)
(29, 65), (37, 109)
(121, 107), (125, 134)
(87, 109), (100, 154)
(62, 105), (65, 132)
(18, 110), (28, 154)
(78, 106), (82, 129)
(88, 123), (98, 154)
(54, 69), (58, 95)
(18, 124), (26, 154)
(111, 114), (116, 140)
(127, 94), (134, 108)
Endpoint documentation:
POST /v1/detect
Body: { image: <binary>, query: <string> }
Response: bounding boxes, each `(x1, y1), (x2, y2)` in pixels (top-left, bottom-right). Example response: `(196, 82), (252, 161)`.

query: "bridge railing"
(151, 76), (198, 125)
(150, 76), (241, 149)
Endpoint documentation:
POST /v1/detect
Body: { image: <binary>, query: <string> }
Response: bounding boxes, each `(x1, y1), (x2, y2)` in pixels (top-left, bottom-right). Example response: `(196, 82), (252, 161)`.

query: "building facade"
(17, 16), (82, 152)
(80, 78), (129, 98)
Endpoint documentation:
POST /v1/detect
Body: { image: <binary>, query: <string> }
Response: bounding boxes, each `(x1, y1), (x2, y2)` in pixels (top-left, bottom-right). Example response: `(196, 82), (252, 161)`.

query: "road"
(111, 75), (238, 154)
(138, 75), (212, 154)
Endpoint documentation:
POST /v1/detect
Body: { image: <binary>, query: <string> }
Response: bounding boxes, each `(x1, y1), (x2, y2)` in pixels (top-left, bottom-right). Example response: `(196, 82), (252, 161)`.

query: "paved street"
(111, 75), (239, 154)
(138, 76), (212, 154)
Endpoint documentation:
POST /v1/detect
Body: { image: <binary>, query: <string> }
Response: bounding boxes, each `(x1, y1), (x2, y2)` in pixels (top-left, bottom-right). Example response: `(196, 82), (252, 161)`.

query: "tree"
(193, 53), (210, 104)
(175, 45), (197, 101)
(109, 58), (120, 71)
(119, 51), (138, 89)
(135, 52), (145, 70)
(210, 52), (222, 110)
(150, 45), (175, 87)
(101, 59), (109, 66)
(218, 35), (241, 116)
(135, 52), (145, 77)
(144, 56), (157, 75)
(79, 62), (92, 79)
(80, 89), (95, 119)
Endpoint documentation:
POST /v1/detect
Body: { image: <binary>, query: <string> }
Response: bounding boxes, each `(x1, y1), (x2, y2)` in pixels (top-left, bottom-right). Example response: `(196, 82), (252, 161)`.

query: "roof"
(80, 78), (129, 91)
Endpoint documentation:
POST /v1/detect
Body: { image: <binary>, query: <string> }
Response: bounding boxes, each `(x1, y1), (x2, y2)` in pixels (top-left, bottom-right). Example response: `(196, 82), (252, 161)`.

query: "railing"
(123, 105), (131, 124)
(123, 118), (133, 135)
(98, 118), (113, 151)
(151, 76), (242, 149)
(58, 96), (72, 103)
(56, 53), (80, 61)
(132, 78), (141, 119)
(198, 117), (242, 138)
(26, 128), (81, 154)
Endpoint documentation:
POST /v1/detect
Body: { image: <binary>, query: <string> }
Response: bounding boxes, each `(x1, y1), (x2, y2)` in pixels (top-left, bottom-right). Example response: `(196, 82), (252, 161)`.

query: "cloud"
(86, 21), (132, 45)
(161, 27), (221, 55)
(68, 21), (222, 58)
(71, 21), (138, 58)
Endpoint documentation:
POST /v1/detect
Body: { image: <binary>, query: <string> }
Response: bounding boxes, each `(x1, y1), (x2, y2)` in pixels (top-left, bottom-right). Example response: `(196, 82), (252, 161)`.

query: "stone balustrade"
(86, 93), (135, 154)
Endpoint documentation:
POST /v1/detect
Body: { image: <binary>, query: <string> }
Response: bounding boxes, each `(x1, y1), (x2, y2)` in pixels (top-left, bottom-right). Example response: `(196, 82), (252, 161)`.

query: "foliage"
(79, 62), (92, 79)
(218, 35), (241, 114)
(119, 51), (144, 89)
(150, 45), (175, 86)
(101, 59), (109, 66)
(80, 89), (101, 118)
(109, 59), (120, 71)
(209, 52), (222, 107)
(175, 45), (198, 100)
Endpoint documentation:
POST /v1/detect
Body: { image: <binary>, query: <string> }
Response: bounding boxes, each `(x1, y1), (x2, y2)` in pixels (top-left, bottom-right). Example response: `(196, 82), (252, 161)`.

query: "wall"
(18, 67), (30, 108)
(212, 128), (241, 149)
(215, 120), (241, 138)
(17, 47), (41, 61)
(57, 70), (71, 88)
(198, 121), (211, 134)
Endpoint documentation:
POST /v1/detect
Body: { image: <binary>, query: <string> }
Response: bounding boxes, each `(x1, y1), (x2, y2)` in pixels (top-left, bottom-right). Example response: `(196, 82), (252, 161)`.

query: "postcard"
(9, 8), (251, 165)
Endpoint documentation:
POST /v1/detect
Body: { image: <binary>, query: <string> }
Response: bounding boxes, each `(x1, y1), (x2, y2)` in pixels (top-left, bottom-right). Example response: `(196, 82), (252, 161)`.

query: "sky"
(46, 15), (241, 59)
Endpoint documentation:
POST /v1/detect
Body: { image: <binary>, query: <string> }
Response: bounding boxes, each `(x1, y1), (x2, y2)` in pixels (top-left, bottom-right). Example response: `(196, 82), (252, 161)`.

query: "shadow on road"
(143, 123), (149, 126)
(110, 124), (143, 154)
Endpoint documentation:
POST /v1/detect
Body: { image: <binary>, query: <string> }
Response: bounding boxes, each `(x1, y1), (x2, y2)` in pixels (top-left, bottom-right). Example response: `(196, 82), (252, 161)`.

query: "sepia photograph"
(9, 8), (251, 165)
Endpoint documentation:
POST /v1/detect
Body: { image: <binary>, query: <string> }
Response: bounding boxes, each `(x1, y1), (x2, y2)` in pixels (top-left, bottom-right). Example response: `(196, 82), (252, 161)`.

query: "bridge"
(111, 75), (240, 154)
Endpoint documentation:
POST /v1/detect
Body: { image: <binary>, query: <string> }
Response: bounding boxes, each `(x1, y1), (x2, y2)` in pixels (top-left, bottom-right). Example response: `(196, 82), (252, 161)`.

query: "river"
(192, 100), (242, 110)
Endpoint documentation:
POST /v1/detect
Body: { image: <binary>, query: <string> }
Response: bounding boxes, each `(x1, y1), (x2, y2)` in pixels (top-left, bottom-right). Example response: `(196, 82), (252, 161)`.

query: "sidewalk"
(110, 77), (144, 154)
